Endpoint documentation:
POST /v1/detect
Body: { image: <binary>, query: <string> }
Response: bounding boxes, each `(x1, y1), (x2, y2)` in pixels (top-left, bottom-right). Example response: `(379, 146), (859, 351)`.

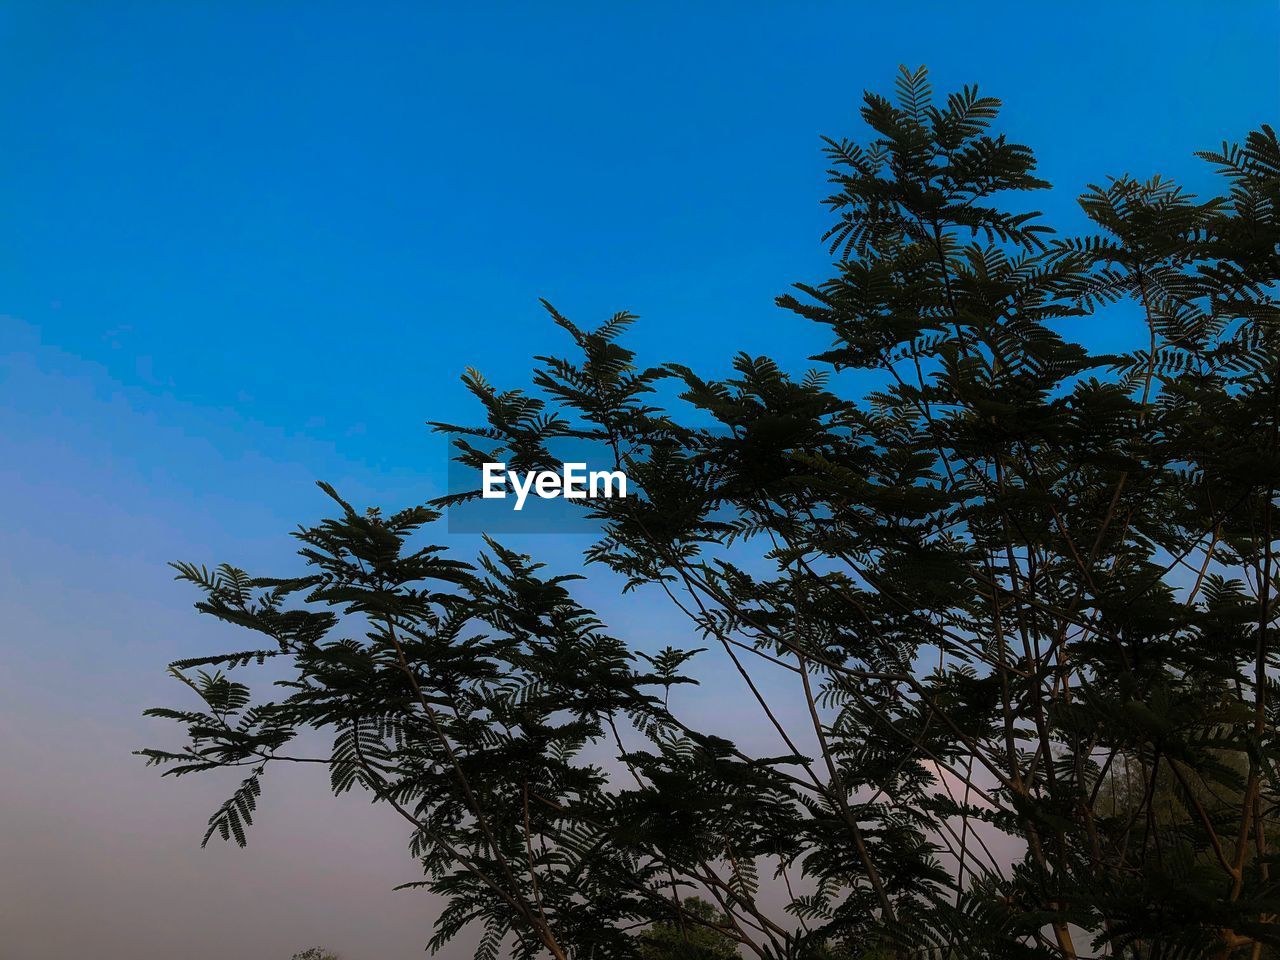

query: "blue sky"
(1, 3), (1276, 958)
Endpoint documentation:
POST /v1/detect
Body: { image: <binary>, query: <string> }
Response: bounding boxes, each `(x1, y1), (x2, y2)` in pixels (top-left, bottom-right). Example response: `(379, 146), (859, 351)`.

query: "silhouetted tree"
(144, 68), (1280, 959)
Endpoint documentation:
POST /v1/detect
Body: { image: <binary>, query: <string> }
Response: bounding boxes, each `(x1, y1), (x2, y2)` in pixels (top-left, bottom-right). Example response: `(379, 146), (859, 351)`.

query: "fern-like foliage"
(144, 67), (1280, 960)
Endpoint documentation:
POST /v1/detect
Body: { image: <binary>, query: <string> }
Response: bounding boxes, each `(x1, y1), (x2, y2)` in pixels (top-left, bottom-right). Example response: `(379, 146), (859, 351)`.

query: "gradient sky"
(1, 3), (1277, 959)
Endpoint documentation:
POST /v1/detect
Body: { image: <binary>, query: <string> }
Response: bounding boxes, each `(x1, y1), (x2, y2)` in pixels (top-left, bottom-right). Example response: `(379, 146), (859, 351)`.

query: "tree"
(637, 898), (740, 960)
(142, 67), (1280, 959)
(291, 949), (342, 960)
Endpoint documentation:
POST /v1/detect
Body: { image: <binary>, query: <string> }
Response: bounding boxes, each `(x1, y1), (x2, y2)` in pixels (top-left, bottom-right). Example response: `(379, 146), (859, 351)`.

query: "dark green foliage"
(145, 69), (1280, 959)
(638, 898), (740, 960)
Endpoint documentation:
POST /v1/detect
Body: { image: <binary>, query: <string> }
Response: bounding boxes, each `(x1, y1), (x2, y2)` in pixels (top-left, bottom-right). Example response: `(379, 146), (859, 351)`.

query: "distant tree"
(290, 949), (341, 960)
(143, 68), (1280, 959)
(636, 897), (739, 959)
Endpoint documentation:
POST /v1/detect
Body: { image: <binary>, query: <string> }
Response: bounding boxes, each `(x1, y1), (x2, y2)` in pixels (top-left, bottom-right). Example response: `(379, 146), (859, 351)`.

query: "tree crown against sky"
(143, 67), (1280, 960)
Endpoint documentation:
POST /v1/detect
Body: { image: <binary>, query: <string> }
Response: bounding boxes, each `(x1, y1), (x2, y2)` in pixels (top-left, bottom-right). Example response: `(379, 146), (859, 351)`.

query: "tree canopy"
(143, 67), (1280, 960)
